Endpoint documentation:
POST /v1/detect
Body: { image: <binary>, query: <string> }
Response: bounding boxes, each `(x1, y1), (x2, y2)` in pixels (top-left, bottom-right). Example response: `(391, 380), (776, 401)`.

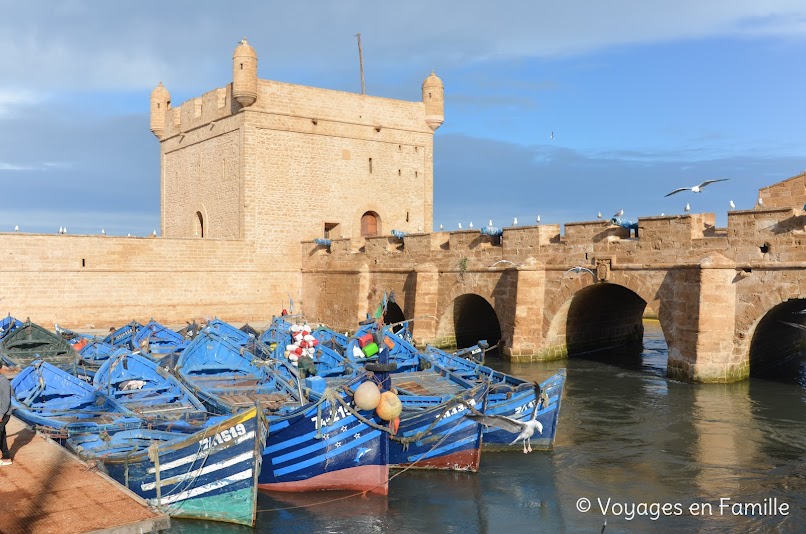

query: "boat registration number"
(200, 423), (247, 450)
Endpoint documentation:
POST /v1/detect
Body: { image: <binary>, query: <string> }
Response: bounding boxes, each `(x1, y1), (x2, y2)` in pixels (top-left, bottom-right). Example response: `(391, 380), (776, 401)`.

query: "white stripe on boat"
(146, 468), (253, 506)
(146, 431), (255, 474)
(141, 451), (254, 490)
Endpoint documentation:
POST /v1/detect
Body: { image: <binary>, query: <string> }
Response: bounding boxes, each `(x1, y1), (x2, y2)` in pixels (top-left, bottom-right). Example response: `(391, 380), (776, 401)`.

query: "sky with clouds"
(2, 0), (806, 235)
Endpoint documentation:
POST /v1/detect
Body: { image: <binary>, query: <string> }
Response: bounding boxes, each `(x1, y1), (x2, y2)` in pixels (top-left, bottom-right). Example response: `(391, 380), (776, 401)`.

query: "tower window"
(406, 211), (409, 222)
(361, 212), (380, 237)
(240, 63), (244, 70)
(369, 158), (373, 174)
(324, 222), (339, 239)
(398, 169), (401, 176)
(415, 171), (419, 178)
(415, 146), (418, 153)
(195, 211), (204, 238)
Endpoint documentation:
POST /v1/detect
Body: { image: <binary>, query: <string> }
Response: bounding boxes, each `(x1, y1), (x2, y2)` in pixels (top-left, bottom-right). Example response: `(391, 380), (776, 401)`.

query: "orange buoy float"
(376, 391), (402, 421)
(354, 381), (382, 411)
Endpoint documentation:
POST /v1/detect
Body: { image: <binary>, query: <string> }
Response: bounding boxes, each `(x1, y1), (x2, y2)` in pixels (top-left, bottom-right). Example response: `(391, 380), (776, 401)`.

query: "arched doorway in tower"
(749, 298), (806, 383)
(195, 211), (204, 238)
(436, 293), (501, 350)
(361, 211), (380, 237)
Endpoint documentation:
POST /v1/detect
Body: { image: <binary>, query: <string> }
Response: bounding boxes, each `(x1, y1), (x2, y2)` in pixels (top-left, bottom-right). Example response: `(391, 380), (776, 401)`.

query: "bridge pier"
(502, 260), (546, 360)
(668, 253), (748, 383)
(410, 263), (440, 343)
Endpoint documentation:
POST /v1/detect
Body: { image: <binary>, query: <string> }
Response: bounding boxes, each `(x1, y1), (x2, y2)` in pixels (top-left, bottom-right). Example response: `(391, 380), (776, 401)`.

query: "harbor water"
(167, 321), (805, 533)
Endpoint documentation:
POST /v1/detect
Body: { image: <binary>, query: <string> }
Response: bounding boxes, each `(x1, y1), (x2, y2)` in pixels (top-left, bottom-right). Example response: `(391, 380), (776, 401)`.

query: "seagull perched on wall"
(14, 225), (18, 232)
(664, 178), (728, 197)
(536, 215), (541, 223)
(469, 222), (474, 229)
(613, 208), (624, 218)
(151, 230), (157, 237)
(597, 212), (602, 219)
(513, 217), (518, 226)
(101, 228), (106, 235)
(757, 197), (764, 207)
(729, 200), (735, 209)
(684, 203), (691, 213)
(458, 223), (462, 229)
(467, 382), (544, 453)
(439, 224), (443, 231)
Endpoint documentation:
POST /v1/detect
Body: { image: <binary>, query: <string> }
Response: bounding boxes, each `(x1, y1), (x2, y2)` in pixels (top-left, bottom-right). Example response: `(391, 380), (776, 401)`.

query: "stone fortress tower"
(150, 39), (444, 258)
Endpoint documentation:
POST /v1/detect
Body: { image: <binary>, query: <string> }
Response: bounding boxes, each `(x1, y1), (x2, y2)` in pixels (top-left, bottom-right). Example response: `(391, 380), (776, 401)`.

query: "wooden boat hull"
(68, 407), (266, 527)
(260, 391), (390, 495)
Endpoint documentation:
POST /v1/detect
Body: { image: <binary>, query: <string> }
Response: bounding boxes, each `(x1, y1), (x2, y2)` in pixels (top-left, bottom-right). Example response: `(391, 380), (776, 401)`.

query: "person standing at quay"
(0, 360), (12, 466)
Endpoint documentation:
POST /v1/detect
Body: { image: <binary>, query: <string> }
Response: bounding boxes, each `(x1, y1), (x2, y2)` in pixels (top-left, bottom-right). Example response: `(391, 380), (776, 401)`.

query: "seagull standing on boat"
(664, 178), (729, 197)
(613, 208), (624, 218)
(467, 382), (544, 454)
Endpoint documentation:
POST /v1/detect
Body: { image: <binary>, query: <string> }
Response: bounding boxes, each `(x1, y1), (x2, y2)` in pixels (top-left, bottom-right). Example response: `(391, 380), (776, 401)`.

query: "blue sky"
(2, 1), (806, 235)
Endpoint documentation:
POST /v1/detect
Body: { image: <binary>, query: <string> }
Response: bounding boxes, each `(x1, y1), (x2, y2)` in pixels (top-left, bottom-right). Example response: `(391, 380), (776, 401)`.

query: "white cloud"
(1, 1), (805, 93)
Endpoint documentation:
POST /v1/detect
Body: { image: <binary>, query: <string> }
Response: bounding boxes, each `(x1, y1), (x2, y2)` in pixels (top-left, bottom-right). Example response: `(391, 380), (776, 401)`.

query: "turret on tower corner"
(422, 71), (444, 131)
(149, 82), (170, 139)
(233, 38), (258, 107)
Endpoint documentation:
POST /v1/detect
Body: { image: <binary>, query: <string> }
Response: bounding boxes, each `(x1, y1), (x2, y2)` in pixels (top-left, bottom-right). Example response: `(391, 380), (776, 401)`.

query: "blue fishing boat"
(0, 320), (79, 370)
(0, 314), (23, 340)
(103, 320), (143, 349)
(176, 326), (392, 494)
(66, 406), (266, 527)
(175, 326), (301, 415)
(133, 319), (188, 357)
(79, 341), (122, 368)
(424, 345), (566, 451)
(94, 351), (208, 431)
(10, 360), (141, 438)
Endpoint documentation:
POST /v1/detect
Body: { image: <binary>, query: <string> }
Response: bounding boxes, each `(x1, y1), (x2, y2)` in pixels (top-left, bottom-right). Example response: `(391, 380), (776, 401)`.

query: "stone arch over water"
(748, 298), (806, 381)
(383, 301), (406, 333)
(435, 293), (501, 349)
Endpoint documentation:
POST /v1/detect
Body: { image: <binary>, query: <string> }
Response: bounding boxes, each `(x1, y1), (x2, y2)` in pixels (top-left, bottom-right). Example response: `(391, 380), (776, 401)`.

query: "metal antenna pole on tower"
(355, 33), (365, 95)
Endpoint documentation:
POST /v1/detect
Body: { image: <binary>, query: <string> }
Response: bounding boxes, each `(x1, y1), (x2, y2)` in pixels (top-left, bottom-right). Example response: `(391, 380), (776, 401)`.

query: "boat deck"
(0, 415), (170, 534)
(392, 371), (465, 396)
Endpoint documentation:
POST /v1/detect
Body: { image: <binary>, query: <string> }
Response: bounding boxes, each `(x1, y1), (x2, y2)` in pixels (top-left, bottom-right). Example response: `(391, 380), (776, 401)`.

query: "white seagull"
(101, 228), (106, 235)
(489, 219), (493, 227)
(757, 197), (764, 207)
(513, 217), (518, 226)
(536, 215), (541, 223)
(469, 222), (474, 229)
(664, 178), (729, 197)
(439, 224), (443, 231)
(468, 382), (544, 453)
(684, 203), (691, 213)
(151, 230), (157, 237)
(14, 225), (19, 232)
(488, 259), (519, 269)
(458, 223), (463, 229)
(729, 200), (735, 209)
(566, 266), (596, 277)
(613, 208), (624, 218)
(597, 212), (602, 219)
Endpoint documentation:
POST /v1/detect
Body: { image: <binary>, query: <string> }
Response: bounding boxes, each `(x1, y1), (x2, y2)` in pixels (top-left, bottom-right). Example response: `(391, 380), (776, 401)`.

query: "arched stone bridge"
(302, 176), (806, 384)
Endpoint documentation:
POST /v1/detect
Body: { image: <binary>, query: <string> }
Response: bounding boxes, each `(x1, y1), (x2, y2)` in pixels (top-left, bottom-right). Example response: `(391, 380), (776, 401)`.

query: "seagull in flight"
(488, 260), (519, 269)
(566, 266), (596, 277)
(468, 382), (544, 453)
(664, 179), (729, 197)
